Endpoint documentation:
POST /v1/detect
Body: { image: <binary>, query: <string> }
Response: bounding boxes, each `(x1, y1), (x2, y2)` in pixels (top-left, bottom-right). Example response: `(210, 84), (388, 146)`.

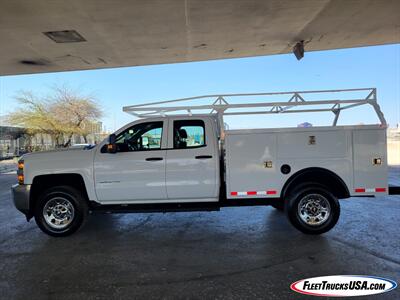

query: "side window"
(115, 121), (163, 152)
(173, 120), (205, 149)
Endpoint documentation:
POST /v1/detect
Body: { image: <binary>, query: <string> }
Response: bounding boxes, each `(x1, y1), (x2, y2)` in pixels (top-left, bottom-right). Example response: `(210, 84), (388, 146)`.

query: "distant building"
(71, 121), (105, 145)
(0, 116), (105, 158)
(387, 126), (400, 141)
(0, 116), (25, 158)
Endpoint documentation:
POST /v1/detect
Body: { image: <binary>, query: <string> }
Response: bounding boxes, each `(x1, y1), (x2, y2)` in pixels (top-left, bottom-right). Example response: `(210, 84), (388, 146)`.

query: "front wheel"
(34, 186), (88, 237)
(285, 184), (340, 235)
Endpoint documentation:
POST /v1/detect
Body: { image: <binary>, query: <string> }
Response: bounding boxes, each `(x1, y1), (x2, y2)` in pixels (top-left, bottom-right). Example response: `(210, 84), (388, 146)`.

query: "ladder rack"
(123, 88), (386, 127)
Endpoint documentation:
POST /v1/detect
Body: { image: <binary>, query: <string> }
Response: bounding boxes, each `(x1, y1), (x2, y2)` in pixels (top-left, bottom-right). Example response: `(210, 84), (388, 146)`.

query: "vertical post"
(217, 111), (225, 141)
(368, 89), (387, 127)
(332, 110), (340, 126)
(371, 101), (387, 126)
(16, 137), (20, 157)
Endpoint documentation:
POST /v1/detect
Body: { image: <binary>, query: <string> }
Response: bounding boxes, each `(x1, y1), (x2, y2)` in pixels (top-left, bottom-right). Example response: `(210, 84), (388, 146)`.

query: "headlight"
(17, 160), (24, 184)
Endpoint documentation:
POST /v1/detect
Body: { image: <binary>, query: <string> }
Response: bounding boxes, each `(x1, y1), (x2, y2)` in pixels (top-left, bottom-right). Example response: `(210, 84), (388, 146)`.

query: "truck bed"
(224, 125), (388, 199)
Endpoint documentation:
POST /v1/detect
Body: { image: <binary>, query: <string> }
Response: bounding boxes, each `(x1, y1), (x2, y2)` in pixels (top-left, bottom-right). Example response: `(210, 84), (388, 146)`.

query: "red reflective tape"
(267, 190), (277, 195)
(247, 191), (257, 195)
(355, 188), (365, 193)
(230, 191), (238, 196)
(375, 187), (386, 192)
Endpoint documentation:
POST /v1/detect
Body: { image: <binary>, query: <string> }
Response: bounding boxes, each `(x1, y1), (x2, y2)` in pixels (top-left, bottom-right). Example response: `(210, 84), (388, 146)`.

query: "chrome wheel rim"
(298, 193), (331, 226)
(43, 197), (75, 229)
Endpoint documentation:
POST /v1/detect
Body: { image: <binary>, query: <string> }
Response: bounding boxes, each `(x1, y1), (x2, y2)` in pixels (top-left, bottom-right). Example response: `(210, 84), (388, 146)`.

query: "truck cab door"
(165, 117), (219, 201)
(94, 119), (168, 203)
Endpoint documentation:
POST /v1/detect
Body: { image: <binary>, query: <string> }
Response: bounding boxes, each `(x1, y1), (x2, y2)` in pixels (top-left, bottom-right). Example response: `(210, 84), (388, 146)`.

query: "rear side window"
(173, 120), (205, 149)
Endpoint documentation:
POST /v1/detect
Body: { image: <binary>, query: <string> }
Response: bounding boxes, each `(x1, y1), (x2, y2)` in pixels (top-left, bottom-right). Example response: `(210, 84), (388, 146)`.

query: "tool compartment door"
(352, 128), (388, 194)
(225, 132), (277, 198)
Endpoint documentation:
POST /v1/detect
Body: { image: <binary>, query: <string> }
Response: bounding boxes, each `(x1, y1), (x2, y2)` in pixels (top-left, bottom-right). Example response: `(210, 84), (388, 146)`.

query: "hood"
(21, 146), (97, 184)
(21, 147), (95, 163)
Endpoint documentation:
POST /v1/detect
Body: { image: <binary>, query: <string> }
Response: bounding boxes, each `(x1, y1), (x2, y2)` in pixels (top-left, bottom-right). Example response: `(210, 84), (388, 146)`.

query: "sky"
(0, 44), (399, 132)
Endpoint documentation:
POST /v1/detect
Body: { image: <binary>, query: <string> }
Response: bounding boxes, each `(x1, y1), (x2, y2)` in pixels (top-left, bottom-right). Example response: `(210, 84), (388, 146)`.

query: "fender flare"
(280, 167), (350, 199)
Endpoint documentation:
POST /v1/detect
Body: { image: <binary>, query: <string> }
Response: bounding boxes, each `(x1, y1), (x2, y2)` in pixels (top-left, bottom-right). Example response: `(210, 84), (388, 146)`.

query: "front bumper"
(11, 184), (31, 217)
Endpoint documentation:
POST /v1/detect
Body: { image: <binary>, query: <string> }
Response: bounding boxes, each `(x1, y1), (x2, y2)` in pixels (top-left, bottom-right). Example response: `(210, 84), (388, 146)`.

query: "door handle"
(195, 155), (213, 159)
(145, 157), (164, 161)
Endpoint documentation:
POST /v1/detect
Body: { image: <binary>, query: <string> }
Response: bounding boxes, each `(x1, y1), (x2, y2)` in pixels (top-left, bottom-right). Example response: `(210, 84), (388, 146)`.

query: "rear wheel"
(34, 186), (88, 237)
(285, 184), (340, 234)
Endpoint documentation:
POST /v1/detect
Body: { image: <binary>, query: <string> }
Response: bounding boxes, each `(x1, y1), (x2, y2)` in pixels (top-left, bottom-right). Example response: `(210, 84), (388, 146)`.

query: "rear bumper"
(11, 184), (31, 216)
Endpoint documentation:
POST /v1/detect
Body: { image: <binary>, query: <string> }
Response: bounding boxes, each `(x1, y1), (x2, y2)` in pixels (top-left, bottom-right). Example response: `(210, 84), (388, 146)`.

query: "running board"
(89, 201), (221, 214)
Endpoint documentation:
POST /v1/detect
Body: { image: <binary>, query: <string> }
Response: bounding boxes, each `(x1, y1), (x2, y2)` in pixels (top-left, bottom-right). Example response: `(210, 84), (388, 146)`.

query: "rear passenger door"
(165, 118), (219, 201)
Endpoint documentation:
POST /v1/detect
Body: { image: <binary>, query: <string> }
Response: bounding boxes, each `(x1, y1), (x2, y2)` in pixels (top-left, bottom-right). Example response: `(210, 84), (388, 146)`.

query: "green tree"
(7, 86), (103, 148)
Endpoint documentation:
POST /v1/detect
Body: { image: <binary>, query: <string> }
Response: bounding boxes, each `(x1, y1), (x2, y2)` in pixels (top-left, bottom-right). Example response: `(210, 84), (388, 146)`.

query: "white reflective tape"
(355, 187), (386, 193)
(230, 190), (277, 197)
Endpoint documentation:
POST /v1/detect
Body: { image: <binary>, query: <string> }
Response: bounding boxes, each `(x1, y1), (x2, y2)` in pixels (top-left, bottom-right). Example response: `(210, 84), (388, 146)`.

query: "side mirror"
(107, 134), (117, 153)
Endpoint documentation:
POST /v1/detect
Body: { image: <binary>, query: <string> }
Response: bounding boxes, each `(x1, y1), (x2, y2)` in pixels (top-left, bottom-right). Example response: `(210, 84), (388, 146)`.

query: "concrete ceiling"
(1, 0), (399, 76)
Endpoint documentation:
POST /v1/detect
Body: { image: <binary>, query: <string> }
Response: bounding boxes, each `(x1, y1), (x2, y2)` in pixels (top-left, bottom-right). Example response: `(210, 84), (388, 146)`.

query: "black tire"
(271, 201), (284, 211)
(285, 183), (340, 235)
(34, 186), (88, 237)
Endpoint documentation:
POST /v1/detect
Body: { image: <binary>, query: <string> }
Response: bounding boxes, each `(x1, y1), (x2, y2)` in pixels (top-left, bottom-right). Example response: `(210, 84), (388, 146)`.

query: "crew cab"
(11, 88), (398, 237)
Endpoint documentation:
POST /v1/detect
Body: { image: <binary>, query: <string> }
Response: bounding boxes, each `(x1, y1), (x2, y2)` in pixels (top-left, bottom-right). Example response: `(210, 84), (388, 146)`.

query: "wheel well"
(281, 168), (350, 199)
(30, 174), (89, 211)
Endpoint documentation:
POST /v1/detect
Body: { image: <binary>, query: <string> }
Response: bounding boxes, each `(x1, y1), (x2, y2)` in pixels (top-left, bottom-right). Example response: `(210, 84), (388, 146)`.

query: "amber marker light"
(17, 160), (24, 184)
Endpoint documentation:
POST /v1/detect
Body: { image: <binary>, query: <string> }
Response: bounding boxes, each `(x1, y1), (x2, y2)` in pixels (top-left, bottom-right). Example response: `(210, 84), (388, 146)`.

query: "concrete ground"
(0, 168), (399, 299)
(0, 159), (17, 174)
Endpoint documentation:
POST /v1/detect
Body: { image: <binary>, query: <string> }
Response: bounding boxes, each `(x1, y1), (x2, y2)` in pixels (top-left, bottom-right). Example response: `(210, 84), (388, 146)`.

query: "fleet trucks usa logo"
(290, 275), (397, 297)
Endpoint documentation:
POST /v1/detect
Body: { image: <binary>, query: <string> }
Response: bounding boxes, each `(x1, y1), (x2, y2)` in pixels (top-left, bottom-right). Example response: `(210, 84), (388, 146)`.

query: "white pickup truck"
(12, 88), (398, 237)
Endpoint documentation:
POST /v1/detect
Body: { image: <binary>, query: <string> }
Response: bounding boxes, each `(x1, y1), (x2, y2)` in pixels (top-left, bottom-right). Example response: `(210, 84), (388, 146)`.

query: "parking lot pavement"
(0, 168), (399, 300)
(0, 159), (16, 174)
